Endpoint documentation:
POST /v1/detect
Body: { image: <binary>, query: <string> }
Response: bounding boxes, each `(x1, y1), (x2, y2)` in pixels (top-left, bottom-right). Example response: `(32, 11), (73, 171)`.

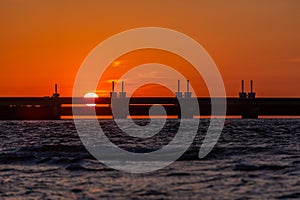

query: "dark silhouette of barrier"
(0, 82), (300, 119)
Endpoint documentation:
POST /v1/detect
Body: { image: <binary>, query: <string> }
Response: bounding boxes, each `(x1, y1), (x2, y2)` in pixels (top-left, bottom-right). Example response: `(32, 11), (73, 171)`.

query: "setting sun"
(84, 92), (98, 106)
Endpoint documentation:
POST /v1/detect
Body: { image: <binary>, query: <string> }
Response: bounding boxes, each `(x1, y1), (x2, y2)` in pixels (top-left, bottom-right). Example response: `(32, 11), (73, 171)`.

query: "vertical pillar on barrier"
(111, 81), (128, 119)
(180, 80), (194, 118)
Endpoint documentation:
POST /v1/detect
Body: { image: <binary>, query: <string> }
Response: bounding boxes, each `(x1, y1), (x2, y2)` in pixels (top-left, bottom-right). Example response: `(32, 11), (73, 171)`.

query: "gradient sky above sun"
(0, 0), (299, 97)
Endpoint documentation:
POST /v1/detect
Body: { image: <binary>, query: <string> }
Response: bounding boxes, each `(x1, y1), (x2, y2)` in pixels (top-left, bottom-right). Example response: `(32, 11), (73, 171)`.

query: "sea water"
(0, 119), (299, 199)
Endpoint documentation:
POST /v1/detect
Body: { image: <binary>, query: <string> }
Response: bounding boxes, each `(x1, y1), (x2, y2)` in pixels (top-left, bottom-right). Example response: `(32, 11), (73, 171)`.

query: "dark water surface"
(0, 119), (299, 199)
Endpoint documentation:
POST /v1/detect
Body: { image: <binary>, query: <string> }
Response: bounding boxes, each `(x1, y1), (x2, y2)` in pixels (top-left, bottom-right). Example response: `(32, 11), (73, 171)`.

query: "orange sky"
(0, 0), (299, 97)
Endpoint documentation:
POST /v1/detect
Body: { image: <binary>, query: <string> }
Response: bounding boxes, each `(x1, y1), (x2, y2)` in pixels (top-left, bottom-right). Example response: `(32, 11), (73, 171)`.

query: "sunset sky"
(0, 0), (299, 97)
